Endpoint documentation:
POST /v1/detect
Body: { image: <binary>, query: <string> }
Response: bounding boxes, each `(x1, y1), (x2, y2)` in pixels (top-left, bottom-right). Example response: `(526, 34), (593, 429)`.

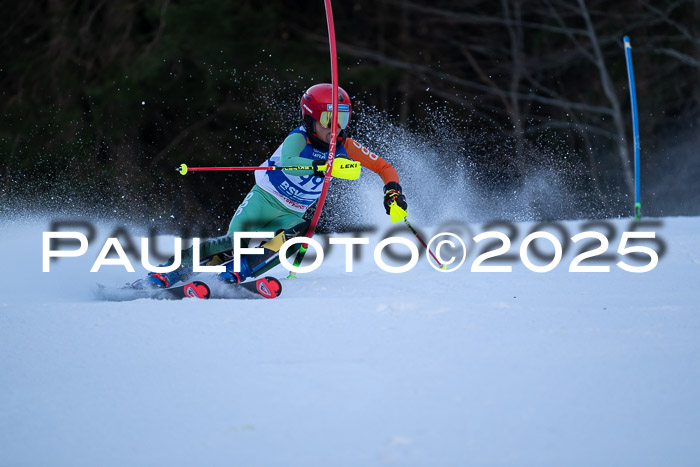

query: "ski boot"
(146, 270), (182, 288)
(128, 267), (186, 289)
(219, 258), (253, 284)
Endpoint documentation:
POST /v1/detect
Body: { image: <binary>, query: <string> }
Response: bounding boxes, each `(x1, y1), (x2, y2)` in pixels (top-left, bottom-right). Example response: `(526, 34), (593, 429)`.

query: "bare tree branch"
(577, 0), (634, 195)
(384, 0), (590, 36)
(305, 32), (616, 117)
(142, 0), (170, 59)
(651, 47), (700, 67)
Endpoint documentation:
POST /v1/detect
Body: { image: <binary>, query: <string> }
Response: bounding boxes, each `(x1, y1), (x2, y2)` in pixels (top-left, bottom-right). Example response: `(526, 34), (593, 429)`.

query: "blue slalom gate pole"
(623, 36), (642, 220)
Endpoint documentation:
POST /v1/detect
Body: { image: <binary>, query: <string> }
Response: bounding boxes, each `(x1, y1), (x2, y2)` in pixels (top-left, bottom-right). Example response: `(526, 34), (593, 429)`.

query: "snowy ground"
(1, 215), (699, 466)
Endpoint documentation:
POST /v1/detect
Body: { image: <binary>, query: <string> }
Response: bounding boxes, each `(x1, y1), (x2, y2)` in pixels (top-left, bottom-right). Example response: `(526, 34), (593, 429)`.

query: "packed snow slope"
(1, 215), (699, 466)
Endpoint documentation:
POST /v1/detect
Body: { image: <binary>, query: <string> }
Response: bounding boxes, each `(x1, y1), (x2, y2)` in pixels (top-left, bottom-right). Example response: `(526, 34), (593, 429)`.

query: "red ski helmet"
(300, 83), (352, 130)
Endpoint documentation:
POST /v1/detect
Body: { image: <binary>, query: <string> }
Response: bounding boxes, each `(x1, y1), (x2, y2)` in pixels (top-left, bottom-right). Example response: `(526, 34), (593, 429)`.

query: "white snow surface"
(1, 215), (699, 466)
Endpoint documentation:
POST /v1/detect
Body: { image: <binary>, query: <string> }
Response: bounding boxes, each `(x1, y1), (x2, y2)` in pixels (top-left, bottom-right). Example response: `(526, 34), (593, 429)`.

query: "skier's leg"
(176, 186), (288, 269)
(141, 187), (281, 287)
(226, 186), (305, 236)
(186, 185), (306, 283)
(142, 186), (307, 287)
(236, 218), (310, 279)
(143, 233), (234, 288)
(220, 214), (309, 283)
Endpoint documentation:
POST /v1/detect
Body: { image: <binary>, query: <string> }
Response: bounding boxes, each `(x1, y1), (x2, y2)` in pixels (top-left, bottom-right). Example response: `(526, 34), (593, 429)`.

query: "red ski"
(96, 277), (282, 301)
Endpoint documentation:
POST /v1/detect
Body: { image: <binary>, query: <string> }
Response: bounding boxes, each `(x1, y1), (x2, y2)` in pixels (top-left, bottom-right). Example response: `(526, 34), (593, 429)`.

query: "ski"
(96, 280), (211, 301)
(96, 276), (282, 302)
(208, 276), (282, 300)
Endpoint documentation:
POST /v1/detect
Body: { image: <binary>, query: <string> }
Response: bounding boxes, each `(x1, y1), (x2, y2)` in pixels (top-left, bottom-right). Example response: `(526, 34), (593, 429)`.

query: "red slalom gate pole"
(289, 0), (339, 276)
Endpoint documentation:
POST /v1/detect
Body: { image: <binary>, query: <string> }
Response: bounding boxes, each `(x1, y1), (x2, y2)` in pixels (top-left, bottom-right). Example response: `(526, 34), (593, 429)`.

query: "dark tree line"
(1, 0), (699, 230)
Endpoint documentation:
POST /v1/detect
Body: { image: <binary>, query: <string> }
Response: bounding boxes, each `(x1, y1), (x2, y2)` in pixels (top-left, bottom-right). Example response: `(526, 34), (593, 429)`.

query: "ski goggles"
(319, 104), (351, 129)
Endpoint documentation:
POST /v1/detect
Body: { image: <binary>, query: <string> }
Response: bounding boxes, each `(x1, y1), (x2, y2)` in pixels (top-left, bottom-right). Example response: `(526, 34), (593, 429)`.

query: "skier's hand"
(311, 157), (361, 180)
(311, 159), (325, 177)
(383, 181), (407, 215)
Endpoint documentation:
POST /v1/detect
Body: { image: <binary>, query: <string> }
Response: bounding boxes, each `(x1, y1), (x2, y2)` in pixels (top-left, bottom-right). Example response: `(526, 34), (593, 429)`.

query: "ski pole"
(402, 217), (444, 269)
(288, 202), (446, 278)
(390, 202), (445, 269)
(403, 218), (440, 269)
(177, 162), (360, 180)
(178, 163), (313, 174)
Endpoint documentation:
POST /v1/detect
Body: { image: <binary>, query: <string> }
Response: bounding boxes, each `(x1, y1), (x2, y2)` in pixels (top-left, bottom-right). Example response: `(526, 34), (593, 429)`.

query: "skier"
(138, 83), (408, 288)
